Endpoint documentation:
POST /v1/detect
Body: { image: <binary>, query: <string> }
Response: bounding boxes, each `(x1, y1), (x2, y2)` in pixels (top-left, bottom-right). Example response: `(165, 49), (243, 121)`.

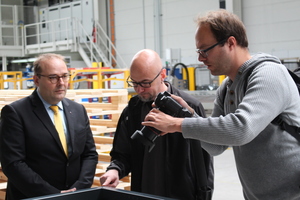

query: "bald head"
(130, 49), (162, 73)
(129, 49), (167, 102)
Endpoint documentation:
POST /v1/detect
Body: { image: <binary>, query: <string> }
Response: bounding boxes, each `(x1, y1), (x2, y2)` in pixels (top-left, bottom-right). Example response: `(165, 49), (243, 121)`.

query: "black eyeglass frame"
(196, 38), (228, 58)
(38, 73), (71, 84)
(127, 69), (163, 88)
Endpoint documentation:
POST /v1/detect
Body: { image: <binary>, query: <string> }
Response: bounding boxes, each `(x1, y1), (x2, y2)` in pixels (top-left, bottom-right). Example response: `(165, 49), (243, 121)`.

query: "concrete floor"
(212, 148), (244, 200)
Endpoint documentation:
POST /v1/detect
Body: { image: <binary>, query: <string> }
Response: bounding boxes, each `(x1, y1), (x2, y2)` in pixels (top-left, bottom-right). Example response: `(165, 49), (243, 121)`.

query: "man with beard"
(0, 53), (98, 200)
(100, 49), (214, 200)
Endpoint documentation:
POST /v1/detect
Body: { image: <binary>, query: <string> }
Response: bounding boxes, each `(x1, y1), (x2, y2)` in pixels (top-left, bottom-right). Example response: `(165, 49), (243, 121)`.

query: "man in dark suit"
(0, 53), (98, 200)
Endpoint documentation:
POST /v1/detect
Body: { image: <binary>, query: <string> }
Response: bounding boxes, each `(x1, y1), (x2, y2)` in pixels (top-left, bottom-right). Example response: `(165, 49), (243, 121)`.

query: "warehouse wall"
(243, 0), (300, 59)
(113, 0), (300, 67)
(113, 0), (219, 66)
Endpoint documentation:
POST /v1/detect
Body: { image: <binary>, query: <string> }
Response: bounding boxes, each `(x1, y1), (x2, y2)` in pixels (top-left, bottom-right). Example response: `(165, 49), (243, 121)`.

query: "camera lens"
(131, 91), (192, 152)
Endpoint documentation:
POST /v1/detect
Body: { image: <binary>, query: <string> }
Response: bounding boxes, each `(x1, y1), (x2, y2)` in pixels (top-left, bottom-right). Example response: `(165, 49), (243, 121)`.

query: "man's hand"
(142, 108), (184, 134)
(100, 169), (119, 188)
(170, 94), (195, 115)
(61, 188), (76, 193)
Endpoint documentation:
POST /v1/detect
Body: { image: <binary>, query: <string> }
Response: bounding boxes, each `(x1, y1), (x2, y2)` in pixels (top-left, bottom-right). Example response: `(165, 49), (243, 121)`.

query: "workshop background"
(0, 0), (299, 199)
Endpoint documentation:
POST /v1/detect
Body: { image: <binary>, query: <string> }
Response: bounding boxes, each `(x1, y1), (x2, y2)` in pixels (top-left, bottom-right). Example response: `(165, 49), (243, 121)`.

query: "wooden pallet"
(92, 135), (131, 191)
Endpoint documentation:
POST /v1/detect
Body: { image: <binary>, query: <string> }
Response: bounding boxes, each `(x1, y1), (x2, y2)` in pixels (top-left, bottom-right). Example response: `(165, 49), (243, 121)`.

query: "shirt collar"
(37, 90), (63, 110)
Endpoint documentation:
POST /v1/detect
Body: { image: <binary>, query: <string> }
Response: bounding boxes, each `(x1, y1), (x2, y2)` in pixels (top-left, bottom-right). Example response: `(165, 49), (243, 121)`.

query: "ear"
(33, 75), (39, 87)
(227, 36), (237, 49)
(161, 68), (167, 80)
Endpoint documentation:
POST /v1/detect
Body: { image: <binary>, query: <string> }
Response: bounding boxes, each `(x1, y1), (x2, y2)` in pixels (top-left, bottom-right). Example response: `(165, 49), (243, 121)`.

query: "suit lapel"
(62, 99), (75, 157)
(30, 90), (67, 155)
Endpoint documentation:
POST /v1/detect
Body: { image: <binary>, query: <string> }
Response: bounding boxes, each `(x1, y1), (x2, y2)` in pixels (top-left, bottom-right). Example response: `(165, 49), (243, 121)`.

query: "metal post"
(0, 4), (3, 45)
(153, 0), (162, 57)
(13, 5), (19, 46)
(2, 56), (7, 71)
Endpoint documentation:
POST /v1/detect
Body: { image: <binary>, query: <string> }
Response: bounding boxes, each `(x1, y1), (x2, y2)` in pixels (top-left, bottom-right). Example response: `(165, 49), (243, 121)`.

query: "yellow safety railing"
(0, 71), (24, 90)
(0, 69), (130, 90)
(68, 68), (130, 89)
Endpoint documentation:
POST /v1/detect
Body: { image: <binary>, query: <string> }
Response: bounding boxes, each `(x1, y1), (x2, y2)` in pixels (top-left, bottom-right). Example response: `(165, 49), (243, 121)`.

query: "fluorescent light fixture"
(11, 58), (37, 63)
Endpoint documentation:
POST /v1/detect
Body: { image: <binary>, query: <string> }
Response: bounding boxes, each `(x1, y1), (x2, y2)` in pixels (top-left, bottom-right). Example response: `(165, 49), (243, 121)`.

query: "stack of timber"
(92, 136), (131, 190)
(0, 90), (32, 110)
(0, 89), (131, 199)
(0, 89), (128, 137)
(68, 89), (128, 136)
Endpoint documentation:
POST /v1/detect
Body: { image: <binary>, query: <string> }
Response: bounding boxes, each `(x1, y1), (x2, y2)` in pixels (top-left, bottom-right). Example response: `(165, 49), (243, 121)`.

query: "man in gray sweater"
(142, 9), (300, 200)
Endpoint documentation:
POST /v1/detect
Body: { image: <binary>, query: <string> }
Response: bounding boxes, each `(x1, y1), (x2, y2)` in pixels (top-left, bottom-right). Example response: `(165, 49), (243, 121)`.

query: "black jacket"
(0, 90), (98, 200)
(108, 83), (214, 200)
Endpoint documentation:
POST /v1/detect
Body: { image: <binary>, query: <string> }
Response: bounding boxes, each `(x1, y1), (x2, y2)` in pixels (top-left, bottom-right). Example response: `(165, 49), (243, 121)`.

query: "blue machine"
(23, 63), (34, 89)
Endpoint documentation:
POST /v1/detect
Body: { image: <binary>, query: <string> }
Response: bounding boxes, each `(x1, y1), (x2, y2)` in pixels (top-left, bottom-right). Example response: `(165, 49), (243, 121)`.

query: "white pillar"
(2, 56), (8, 89)
(2, 56), (7, 71)
(153, 0), (162, 57)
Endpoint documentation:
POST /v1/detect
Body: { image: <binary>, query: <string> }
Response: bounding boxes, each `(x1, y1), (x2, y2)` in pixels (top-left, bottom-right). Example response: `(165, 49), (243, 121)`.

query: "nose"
(134, 85), (145, 93)
(198, 54), (207, 62)
(57, 77), (65, 84)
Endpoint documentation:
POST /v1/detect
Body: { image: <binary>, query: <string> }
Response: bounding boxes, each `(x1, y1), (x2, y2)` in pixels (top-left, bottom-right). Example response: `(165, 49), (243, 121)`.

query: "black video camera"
(131, 91), (192, 152)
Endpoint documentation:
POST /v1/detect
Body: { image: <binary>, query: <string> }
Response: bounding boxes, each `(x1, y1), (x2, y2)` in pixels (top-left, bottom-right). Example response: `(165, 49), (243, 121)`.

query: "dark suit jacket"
(0, 89), (98, 200)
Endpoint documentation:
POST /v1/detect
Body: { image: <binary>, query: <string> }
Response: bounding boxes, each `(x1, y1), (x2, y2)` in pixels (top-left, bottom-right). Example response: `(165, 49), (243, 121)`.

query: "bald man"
(100, 49), (214, 200)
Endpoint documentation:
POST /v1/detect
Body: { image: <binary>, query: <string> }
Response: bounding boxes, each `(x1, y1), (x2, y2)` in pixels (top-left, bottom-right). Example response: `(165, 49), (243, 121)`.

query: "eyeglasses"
(38, 74), (70, 84)
(127, 69), (162, 88)
(196, 38), (227, 58)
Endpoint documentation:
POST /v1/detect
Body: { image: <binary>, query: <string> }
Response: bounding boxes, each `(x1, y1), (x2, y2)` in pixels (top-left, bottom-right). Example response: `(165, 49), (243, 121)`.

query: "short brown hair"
(195, 9), (248, 48)
(33, 53), (66, 75)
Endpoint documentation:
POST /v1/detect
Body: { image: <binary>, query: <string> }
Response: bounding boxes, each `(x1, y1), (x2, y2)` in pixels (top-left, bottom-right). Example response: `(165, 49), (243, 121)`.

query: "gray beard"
(138, 94), (154, 102)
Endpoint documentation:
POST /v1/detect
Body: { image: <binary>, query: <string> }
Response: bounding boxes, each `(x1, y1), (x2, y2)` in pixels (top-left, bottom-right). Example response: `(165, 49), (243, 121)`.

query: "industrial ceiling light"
(11, 58), (37, 63)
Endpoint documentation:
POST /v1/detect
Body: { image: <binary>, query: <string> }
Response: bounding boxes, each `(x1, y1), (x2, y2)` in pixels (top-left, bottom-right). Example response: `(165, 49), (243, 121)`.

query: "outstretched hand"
(142, 108), (184, 135)
(100, 169), (119, 188)
(61, 188), (76, 193)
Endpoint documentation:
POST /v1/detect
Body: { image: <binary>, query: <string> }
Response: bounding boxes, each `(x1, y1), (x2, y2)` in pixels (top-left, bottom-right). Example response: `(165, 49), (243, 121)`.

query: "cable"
(171, 63), (190, 90)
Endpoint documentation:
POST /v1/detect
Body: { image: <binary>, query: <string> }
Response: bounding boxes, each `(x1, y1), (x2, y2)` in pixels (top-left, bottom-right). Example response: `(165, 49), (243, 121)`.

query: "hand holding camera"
(131, 91), (193, 152)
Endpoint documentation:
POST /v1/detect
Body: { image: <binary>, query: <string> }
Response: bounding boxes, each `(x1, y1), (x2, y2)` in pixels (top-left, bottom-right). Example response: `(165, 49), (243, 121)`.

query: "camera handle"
(131, 125), (161, 152)
(131, 91), (192, 152)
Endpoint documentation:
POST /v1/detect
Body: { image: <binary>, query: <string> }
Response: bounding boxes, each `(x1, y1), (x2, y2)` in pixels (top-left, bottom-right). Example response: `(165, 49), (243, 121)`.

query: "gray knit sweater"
(182, 53), (300, 200)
